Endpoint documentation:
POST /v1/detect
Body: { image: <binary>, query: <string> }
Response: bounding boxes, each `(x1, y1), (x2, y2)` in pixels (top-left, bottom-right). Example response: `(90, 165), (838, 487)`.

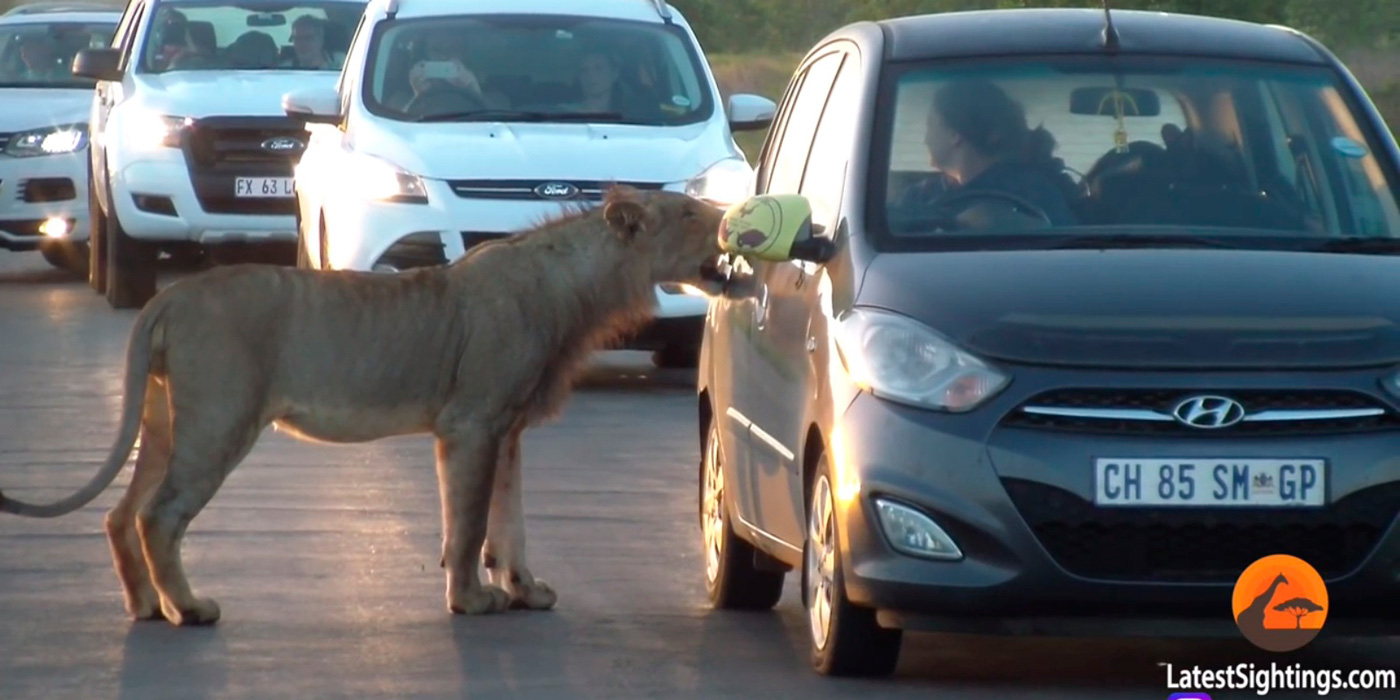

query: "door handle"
(754, 283), (769, 330)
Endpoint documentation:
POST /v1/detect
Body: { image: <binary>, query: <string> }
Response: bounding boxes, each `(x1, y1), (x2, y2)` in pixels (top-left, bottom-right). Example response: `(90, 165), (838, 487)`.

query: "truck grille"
(180, 117), (307, 216)
(1002, 478), (1400, 582)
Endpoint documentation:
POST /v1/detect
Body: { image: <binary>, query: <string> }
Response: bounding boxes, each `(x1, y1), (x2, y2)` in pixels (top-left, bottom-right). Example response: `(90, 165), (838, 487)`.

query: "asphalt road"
(1, 249), (1396, 700)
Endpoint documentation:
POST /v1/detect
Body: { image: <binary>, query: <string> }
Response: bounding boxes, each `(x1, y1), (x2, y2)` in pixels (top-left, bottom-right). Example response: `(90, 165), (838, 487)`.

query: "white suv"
(283, 0), (775, 368)
(72, 0), (367, 308)
(0, 3), (119, 275)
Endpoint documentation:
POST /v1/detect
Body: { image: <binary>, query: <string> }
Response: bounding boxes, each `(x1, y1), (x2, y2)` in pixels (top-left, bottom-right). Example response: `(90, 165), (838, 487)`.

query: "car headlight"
(833, 307), (1009, 412)
(348, 152), (428, 204)
(683, 157), (752, 209)
(4, 123), (89, 157)
(129, 113), (192, 149)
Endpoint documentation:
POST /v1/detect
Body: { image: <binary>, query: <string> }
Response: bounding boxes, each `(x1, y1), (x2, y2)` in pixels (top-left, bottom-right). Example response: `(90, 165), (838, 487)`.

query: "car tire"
(700, 419), (785, 610)
(39, 240), (89, 277)
(317, 213), (330, 270)
(805, 455), (902, 677)
(295, 202), (312, 269)
(653, 343), (700, 369)
(104, 192), (158, 310)
(87, 171), (107, 294)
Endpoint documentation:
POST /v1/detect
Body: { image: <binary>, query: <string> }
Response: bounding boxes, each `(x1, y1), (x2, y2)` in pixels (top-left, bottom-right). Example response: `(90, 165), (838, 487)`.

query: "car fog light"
(40, 217), (70, 238)
(874, 498), (962, 560)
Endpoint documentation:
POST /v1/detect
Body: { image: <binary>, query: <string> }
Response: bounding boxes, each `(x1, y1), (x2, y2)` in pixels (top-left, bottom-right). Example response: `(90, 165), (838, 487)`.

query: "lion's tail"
(0, 296), (167, 518)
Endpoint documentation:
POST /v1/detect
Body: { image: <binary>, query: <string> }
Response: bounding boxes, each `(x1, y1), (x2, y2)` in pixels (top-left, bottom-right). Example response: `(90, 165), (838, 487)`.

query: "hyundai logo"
(1171, 395), (1247, 429)
(261, 136), (304, 153)
(534, 182), (579, 199)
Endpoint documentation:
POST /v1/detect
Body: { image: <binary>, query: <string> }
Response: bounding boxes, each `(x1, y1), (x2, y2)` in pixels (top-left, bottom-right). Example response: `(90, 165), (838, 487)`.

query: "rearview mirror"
(727, 93), (776, 132)
(283, 87), (341, 125)
(719, 194), (834, 264)
(1070, 86), (1161, 117)
(71, 47), (122, 82)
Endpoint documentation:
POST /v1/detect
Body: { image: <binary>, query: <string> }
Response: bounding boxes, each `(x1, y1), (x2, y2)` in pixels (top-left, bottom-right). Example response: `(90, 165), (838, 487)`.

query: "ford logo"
(534, 182), (579, 199)
(261, 137), (304, 153)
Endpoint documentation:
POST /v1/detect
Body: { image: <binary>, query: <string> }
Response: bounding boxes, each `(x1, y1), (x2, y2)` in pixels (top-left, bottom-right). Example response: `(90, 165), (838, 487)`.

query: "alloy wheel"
(702, 431), (725, 585)
(806, 474), (836, 651)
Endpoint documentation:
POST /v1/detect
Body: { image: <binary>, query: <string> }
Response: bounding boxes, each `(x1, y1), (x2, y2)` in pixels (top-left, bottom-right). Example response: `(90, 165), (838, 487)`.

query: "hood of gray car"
(855, 248), (1400, 369)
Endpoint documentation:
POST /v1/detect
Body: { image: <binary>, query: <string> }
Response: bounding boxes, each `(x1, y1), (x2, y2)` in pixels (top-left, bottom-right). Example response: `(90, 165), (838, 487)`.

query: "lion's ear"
(604, 199), (646, 242)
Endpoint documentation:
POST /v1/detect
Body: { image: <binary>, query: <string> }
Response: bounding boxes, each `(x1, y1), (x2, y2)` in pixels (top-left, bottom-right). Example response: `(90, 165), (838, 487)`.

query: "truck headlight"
(683, 157), (752, 209)
(348, 152), (428, 204)
(4, 123), (89, 157)
(129, 113), (192, 149)
(833, 307), (1009, 412)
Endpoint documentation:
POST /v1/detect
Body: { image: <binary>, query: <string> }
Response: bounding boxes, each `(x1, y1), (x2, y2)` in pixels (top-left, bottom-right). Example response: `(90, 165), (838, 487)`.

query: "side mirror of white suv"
(727, 94), (776, 132)
(283, 87), (342, 125)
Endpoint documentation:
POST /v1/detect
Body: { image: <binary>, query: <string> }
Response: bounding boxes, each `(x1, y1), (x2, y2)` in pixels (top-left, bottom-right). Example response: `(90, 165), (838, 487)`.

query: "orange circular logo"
(1232, 554), (1328, 652)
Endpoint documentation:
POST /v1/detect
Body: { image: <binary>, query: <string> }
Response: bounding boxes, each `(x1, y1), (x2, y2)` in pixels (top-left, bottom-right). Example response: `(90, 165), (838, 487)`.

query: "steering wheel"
(927, 189), (1053, 231)
(404, 86), (486, 119)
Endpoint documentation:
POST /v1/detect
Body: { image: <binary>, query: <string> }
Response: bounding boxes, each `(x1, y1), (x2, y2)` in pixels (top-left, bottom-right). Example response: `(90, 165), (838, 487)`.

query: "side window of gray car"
(762, 50), (842, 195)
(798, 49), (861, 233)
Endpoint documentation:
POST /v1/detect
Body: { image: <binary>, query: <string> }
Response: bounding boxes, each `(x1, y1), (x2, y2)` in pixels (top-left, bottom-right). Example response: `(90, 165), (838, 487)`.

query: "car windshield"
(361, 14), (714, 125)
(0, 19), (115, 87)
(871, 56), (1400, 252)
(139, 0), (365, 73)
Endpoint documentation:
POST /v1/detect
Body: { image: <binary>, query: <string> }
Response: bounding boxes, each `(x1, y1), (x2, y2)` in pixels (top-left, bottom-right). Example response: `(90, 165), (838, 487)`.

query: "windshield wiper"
(413, 109), (624, 123)
(1044, 233), (1242, 250)
(1306, 237), (1400, 254)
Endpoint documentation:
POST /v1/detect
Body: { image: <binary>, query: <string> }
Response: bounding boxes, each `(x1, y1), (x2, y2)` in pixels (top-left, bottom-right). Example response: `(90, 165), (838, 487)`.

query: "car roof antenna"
(1101, 0), (1120, 53)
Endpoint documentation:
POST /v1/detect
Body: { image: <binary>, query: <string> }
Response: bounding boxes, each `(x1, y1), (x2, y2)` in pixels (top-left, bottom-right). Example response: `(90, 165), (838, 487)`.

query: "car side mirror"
(726, 93), (775, 132)
(719, 193), (835, 264)
(72, 47), (122, 82)
(282, 87), (342, 125)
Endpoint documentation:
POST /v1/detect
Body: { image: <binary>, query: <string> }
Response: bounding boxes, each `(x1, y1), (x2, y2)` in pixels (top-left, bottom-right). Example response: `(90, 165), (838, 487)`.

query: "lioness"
(0, 185), (727, 626)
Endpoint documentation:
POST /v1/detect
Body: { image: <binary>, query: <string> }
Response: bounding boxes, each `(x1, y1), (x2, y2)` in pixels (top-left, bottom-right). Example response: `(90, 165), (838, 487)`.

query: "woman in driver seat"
(895, 79), (1080, 228)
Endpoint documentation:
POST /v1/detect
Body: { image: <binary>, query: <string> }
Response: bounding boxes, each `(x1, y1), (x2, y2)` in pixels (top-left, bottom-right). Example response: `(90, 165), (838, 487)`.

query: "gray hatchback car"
(695, 6), (1400, 677)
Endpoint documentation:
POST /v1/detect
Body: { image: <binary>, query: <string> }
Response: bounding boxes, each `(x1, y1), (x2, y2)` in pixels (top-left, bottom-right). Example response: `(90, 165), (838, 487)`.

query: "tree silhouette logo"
(1232, 554), (1328, 652)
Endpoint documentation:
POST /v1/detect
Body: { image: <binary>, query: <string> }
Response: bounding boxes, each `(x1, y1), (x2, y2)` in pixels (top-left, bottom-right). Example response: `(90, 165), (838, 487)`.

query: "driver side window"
(761, 51), (841, 195)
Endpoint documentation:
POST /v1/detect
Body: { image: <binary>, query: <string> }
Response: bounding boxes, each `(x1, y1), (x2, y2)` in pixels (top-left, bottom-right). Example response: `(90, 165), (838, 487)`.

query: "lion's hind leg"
(483, 422), (556, 611)
(136, 387), (264, 626)
(435, 421), (510, 615)
(105, 375), (172, 621)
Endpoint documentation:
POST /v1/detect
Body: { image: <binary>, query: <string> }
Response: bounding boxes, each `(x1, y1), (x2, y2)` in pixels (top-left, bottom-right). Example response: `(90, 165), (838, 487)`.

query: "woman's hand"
(410, 59), (482, 96)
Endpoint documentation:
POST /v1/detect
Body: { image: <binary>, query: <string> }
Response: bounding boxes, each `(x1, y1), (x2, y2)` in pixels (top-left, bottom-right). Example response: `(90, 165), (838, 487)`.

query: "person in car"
(12, 35), (68, 81)
(558, 48), (660, 121)
(390, 29), (484, 107)
(893, 79), (1080, 228)
(225, 30), (279, 69)
(283, 15), (343, 70)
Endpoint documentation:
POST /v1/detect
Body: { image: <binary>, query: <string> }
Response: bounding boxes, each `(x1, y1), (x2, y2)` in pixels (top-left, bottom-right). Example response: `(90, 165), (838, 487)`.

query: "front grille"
(1003, 388), (1399, 436)
(445, 179), (664, 201)
(1003, 478), (1400, 582)
(20, 177), (76, 203)
(180, 117), (306, 216)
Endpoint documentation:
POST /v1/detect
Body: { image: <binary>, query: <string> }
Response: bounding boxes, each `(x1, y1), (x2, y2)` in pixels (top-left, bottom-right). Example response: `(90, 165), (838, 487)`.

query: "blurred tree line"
(672, 0), (1399, 53)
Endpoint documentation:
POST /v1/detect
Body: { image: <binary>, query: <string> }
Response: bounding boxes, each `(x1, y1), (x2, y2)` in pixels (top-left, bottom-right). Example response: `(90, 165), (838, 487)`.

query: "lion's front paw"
(508, 579), (557, 611)
(162, 596), (221, 626)
(449, 584), (510, 615)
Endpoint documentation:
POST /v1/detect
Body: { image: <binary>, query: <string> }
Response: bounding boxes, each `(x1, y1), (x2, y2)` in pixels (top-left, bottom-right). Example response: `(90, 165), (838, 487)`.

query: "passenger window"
(764, 51), (841, 195)
(798, 51), (861, 232)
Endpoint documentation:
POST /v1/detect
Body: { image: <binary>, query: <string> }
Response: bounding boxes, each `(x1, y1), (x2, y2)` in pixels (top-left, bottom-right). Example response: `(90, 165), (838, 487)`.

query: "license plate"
(235, 177), (294, 198)
(1093, 459), (1325, 507)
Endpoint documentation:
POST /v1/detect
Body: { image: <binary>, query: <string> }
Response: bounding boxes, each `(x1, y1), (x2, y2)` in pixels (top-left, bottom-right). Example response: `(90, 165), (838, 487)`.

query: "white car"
(72, 0), (367, 308)
(284, 0), (775, 368)
(0, 4), (119, 275)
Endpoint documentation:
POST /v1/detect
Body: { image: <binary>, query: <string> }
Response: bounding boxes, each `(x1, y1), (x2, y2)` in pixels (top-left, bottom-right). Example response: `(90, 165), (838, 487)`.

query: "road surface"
(0, 250), (1395, 700)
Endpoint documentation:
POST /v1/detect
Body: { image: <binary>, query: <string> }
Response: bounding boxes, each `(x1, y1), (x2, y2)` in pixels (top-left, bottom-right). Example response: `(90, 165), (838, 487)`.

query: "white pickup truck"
(73, 0), (367, 307)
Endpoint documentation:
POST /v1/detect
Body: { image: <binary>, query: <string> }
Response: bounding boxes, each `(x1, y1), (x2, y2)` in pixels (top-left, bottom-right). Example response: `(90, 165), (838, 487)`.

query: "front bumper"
(109, 156), (296, 244)
(322, 178), (712, 322)
(0, 150), (89, 250)
(832, 367), (1400, 637)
